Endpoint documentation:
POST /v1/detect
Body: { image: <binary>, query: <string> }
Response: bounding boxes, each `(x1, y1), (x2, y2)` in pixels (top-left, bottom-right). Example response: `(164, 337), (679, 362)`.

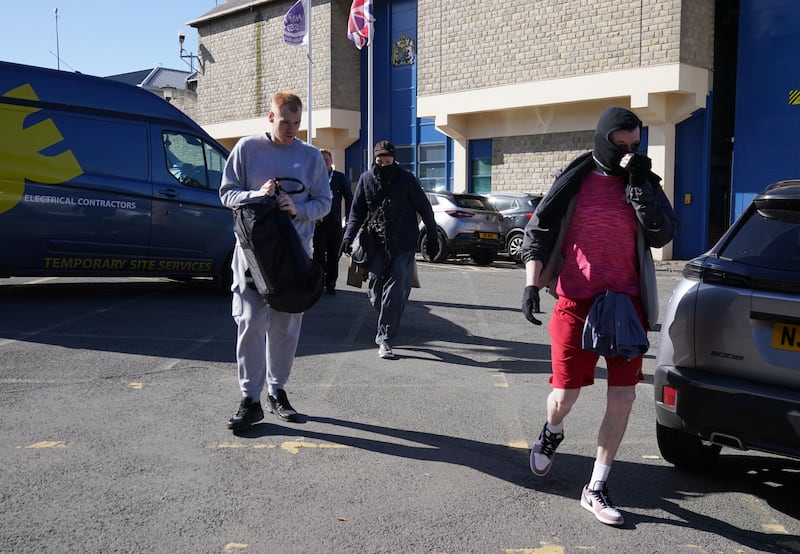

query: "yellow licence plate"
(478, 232), (498, 239)
(771, 322), (800, 352)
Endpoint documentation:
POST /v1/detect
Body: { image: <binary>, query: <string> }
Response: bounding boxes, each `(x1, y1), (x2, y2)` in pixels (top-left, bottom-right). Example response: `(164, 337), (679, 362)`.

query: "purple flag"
(283, 0), (306, 46)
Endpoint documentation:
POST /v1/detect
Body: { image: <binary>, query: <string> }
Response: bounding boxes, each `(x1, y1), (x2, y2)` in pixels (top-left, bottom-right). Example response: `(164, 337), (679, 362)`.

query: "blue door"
(672, 105), (711, 259)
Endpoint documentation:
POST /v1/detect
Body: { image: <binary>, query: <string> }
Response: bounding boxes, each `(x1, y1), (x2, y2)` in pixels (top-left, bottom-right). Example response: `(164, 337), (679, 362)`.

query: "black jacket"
(344, 163), (436, 255)
(522, 152), (676, 266)
(321, 169), (353, 225)
(521, 152), (677, 328)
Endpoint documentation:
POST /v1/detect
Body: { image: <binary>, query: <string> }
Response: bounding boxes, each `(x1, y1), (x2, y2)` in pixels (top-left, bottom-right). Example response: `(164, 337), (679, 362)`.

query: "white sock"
(590, 462), (611, 490)
(547, 421), (563, 434)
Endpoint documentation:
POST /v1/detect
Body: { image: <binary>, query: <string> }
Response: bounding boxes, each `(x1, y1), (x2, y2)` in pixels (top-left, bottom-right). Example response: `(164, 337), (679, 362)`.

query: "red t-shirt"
(556, 171), (640, 299)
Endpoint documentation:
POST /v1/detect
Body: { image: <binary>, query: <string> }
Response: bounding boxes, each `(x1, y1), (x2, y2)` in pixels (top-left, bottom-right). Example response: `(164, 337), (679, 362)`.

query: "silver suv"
(654, 179), (800, 470)
(419, 192), (503, 265)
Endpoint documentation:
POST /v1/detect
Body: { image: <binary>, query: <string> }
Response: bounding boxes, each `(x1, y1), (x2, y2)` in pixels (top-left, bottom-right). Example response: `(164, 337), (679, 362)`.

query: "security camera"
(178, 30), (186, 45)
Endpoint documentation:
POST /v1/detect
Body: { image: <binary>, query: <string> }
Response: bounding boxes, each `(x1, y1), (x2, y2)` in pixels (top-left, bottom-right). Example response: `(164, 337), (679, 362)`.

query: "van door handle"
(158, 188), (179, 198)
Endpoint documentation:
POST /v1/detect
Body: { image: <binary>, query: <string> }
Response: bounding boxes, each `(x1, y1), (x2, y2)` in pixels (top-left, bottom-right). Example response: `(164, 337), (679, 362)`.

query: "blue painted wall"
(732, 0), (800, 220)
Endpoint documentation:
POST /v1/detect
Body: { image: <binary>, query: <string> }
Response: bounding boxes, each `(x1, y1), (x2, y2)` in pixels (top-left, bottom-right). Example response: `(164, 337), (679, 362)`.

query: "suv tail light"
(683, 259), (800, 294)
(682, 261), (748, 287)
(661, 385), (677, 409)
(444, 210), (474, 218)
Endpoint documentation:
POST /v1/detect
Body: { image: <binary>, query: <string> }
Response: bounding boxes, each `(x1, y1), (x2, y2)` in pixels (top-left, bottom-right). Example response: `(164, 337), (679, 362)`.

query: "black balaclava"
(373, 162), (397, 183)
(592, 107), (642, 176)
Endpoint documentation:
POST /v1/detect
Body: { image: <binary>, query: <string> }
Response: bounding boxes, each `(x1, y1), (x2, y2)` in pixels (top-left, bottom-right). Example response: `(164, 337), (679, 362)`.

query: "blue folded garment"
(581, 290), (649, 360)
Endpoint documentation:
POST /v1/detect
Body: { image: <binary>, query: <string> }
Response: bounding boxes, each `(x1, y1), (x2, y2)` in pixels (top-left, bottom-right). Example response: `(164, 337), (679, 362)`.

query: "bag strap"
(274, 176), (305, 195)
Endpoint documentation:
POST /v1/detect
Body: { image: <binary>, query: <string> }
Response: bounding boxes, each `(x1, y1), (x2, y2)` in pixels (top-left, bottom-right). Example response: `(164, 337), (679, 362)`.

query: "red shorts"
(548, 295), (646, 389)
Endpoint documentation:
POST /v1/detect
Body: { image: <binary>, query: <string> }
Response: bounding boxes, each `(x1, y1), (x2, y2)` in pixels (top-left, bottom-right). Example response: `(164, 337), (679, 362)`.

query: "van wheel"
(656, 421), (721, 471)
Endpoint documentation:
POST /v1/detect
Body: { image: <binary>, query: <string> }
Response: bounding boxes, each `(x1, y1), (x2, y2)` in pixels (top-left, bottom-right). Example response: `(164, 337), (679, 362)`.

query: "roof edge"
(186, 0), (272, 27)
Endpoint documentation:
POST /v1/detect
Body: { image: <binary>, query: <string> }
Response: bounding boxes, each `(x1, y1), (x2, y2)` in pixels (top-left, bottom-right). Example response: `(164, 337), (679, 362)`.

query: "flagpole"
(306, 0), (313, 145)
(367, 37), (373, 165)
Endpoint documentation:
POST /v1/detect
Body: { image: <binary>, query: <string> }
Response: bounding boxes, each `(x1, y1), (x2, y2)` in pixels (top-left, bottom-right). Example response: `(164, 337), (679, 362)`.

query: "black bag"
(350, 196), (383, 267)
(233, 195), (323, 313)
(351, 223), (375, 266)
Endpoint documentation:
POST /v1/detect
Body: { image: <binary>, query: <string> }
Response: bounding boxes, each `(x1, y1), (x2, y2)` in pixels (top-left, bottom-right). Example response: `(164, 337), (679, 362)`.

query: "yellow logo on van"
(0, 83), (84, 214)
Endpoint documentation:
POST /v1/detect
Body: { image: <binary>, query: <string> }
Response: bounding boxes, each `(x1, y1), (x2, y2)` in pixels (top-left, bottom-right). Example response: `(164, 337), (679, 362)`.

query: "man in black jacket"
(313, 149), (353, 294)
(341, 141), (438, 359)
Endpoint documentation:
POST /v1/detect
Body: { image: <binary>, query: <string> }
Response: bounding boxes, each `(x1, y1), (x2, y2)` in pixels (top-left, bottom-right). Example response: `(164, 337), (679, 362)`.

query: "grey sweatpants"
(232, 284), (303, 401)
(367, 250), (415, 345)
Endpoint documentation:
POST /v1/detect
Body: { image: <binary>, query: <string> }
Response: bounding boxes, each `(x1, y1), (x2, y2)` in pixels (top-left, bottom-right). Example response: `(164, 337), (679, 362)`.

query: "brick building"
(173, 1), (799, 261)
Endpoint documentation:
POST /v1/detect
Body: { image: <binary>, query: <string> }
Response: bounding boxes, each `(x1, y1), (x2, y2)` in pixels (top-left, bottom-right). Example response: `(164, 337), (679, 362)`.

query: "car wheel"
(656, 421), (721, 471)
(471, 252), (496, 266)
(421, 231), (448, 263)
(507, 232), (524, 262)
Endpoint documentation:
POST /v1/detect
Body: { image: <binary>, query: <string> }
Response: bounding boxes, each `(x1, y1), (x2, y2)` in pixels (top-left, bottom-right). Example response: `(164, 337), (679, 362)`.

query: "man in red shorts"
(520, 107), (677, 526)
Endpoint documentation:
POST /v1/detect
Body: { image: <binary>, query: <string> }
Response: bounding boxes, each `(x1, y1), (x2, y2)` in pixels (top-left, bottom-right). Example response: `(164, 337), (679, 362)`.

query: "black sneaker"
(530, 422), (564, 476)
(227, 397), (264, 431)
(267, 389), (299, 422)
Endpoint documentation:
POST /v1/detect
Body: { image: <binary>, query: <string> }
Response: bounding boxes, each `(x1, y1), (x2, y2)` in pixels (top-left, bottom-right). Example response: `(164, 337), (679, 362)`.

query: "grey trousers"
(232, 284), (303, 401)
(367, 250), (415, 345)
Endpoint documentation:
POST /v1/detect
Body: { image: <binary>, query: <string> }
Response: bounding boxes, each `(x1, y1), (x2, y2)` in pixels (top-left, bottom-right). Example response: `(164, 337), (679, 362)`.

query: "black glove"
(521, 285), (542, 325)
(425, 236), (440, 260)
(624, 153), (652, 187)
(339, 237), (352, 256)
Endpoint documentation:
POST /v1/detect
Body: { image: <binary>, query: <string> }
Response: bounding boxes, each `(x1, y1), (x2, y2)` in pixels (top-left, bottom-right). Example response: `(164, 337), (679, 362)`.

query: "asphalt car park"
(1, 261), (798, 553)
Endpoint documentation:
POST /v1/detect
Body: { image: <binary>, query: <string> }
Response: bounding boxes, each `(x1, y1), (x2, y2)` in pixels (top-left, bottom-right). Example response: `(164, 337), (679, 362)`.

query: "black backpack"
(232, 185), (323, 313)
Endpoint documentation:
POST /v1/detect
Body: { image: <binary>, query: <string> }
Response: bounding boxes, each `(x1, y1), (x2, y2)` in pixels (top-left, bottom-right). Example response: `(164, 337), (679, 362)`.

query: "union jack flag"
(347, 0), (374, 50)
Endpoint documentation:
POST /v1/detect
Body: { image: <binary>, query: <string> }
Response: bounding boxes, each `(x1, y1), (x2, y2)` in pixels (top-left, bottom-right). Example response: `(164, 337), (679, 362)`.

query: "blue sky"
(1, 1), (220, 77)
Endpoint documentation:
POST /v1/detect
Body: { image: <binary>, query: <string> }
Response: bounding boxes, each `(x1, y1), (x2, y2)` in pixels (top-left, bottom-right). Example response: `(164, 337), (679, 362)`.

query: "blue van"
(0, 61), (232, 287)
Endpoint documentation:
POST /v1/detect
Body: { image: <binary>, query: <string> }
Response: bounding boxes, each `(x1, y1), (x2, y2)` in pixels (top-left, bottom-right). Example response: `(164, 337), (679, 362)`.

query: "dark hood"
(592, 107), (642, 175)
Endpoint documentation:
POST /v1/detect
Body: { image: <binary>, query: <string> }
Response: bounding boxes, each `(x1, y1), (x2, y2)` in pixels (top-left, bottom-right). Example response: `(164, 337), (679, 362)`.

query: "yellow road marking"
(19, 441), (67, 449)
(211, 439), (350, 454)
(509, 441), (529, 450)
(491, 372), (509, 388)
(504, 543), (566, 553)
(127, 382), (143, 390)
(763, 523), (788, 533)
(281, 439), (350, 454)
(224, 543), (248, 551)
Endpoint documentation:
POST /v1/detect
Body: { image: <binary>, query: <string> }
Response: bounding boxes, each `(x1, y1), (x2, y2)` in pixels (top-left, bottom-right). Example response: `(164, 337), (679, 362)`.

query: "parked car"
(485, 192), (543, 262)
(654, 179), (800, 471)
(418, 192), (504, 265)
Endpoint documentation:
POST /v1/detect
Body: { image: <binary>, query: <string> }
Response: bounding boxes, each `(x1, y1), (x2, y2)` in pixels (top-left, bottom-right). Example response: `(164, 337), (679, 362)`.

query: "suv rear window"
(490, 197), (514, 211)
(718, 199), (800, 271)
(453, 195), (495, 211)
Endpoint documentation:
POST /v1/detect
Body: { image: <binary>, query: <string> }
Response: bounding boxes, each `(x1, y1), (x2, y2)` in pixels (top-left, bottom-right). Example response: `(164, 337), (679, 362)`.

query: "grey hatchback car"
(654, 179), (800, 470)
(419, 192), (504, 265)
